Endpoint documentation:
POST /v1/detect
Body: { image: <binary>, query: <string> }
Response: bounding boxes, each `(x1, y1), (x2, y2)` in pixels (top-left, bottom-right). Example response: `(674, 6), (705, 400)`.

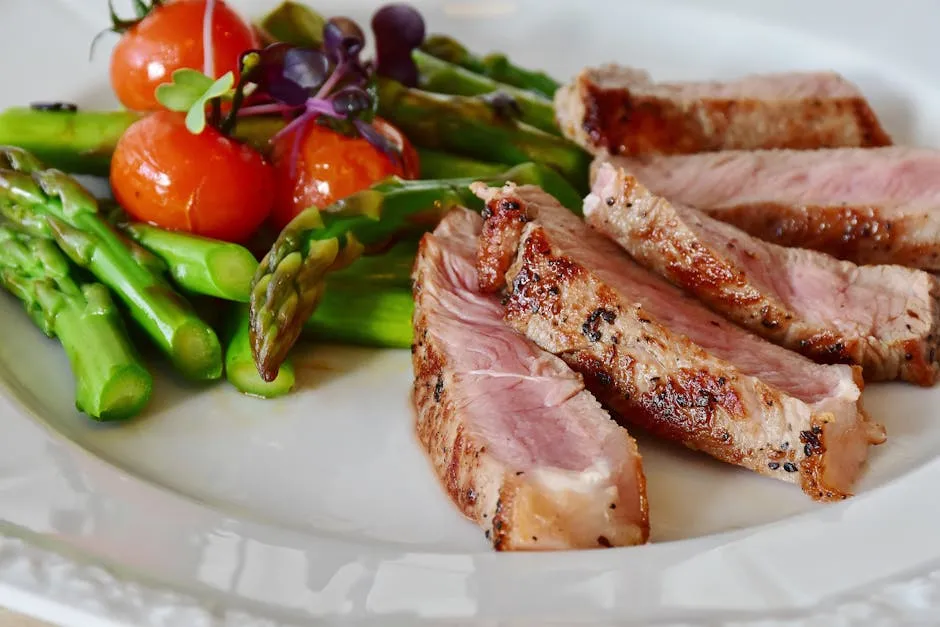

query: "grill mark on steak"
(711, 203), (920, 267)
(504, 228), (775, 472)
(557, 65), (891, 157)
(474, 182), (886, 501)
(586, 163), (940, 385)
(412, 208), (649, 550)
(563, 350), (747, 463)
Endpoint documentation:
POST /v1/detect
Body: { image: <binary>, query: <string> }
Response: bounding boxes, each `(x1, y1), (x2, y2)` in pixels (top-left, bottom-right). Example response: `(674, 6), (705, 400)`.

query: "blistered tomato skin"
(110, 111), (275, 243)
(109, 0), (258, 112)
(270, 118), (420, 230)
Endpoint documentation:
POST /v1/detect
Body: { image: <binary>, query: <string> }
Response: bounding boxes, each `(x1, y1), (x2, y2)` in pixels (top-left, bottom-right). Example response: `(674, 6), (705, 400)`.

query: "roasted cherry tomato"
(110, 110), (275, 243)
(270, 117), (420, 230)
(110, 0), (259, 112)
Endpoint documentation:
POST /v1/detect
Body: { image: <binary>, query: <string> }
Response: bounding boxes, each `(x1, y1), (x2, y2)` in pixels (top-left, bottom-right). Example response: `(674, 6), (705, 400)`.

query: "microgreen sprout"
(151, 3), (429, 170)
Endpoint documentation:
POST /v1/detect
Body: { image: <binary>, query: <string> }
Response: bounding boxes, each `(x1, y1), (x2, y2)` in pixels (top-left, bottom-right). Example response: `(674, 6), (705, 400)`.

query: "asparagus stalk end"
(226, 304), (295, 397)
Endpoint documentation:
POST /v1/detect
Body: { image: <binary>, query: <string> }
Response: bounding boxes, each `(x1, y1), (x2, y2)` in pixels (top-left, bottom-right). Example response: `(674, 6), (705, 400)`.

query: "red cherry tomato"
(110, 0), (258, 112)
(110, 110), (274, 243)
(269, 118), (420, 230)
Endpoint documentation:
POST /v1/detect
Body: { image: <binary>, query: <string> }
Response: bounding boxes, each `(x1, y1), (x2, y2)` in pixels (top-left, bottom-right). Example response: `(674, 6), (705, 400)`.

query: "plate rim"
(4, 0), (940, 624)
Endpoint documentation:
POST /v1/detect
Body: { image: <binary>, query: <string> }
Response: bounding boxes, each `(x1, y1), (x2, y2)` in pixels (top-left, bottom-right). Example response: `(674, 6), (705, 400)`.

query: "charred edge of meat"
(559, 348), (748, 467)
(411, 281), (487, 526)
(899, 279), (940, 386)
(898, 335), (940, 387)
(504, 228), (757, 464)
(850, 97), (893, 147)
(797, 419), (849, 502)
(796, 333), (856, 366)
(477, 195), (531, 292)
(581, 79), (706, 155)
(491, 495), (511, 550)
(706, 203), (906, 265)
(578, 74), (893, 156)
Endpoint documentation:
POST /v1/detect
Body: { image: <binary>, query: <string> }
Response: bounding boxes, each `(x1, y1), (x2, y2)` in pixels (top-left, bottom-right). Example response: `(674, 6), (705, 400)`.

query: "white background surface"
(2, 0), (940, 625)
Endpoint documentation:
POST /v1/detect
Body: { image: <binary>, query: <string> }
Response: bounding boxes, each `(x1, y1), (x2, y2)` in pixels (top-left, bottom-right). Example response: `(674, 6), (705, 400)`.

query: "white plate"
(3, 0), (940, 625)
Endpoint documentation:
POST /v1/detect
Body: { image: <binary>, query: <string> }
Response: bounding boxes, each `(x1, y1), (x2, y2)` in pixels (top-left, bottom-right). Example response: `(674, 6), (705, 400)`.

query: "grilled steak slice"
(473, 183), (885, 501)
(412, 208), (648, 550)
(586, 162), (940, 386)
(594, 147), (940, 270)
(555, 65), (891, 157)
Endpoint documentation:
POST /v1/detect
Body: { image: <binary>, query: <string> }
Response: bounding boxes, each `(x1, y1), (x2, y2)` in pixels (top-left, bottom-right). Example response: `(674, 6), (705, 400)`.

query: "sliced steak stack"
(411, 208), (649, 550)
(594, 148), (940, 271)
(473, 183), (886, 501)
(555, 65), (892, 156)
(586, 162), (940, 386)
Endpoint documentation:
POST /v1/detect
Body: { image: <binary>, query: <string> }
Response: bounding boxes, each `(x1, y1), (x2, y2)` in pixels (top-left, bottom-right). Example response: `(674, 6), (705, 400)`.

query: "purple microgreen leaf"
(267, 79), (309, 107)
(372, 3), (425, 87)
(323, 17), (365, 62)
(306, 98), (344, 117)
(482, 91), (523, 122)
(354, 119), (403, 168)
(282, 48), (330, 92)
(372, 4), (425, 49)
(374, 52), (419, 88)
(330, 86), (372, 117)
(243, 44), (331, 107)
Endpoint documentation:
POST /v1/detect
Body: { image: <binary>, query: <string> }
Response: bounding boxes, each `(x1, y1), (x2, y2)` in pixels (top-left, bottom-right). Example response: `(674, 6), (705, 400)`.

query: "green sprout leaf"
(154, 69), (235, 135)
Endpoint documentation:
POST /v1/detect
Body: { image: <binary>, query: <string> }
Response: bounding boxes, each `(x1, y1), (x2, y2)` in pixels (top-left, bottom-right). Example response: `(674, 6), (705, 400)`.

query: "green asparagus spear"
(0, 108), (285, 176)
(0, 106), (523, 183)
(120, 222), (259, 302)
(0, 226), (152, 420)
(420, 35), (561, 99)
(226, 236), (417, 397)
(249, 161), (581, 380)
(257, 1), (325, 47)
(330, 235), (419, 288)
(377, 79), (589, 190)
(303, 283), (413, 348)
(225, 304), (296, 398)
(416, 148), (509, 180)
(413, 50), (559, 135)
(0, 147), (223, 381)
(0, 109), (139, 177)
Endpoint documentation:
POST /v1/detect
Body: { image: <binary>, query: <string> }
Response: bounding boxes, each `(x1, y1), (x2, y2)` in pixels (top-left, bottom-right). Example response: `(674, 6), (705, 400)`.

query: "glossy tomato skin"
(111, 110), (274, 243)
(270, 118), (420, 230)
(110, 0), (258, 112)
